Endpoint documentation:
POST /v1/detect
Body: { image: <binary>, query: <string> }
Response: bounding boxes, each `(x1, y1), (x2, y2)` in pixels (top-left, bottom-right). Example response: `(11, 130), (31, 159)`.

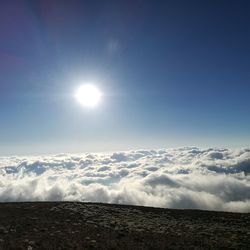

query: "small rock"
(30, 217), (38, 220)
(90, 239), (97, 247)
(86, 220), (94, 224)
(29, 241), (35, 245)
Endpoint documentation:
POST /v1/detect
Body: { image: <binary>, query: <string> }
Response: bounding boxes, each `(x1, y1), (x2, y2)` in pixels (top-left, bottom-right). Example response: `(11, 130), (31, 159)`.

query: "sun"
(75, 84), (102, 108)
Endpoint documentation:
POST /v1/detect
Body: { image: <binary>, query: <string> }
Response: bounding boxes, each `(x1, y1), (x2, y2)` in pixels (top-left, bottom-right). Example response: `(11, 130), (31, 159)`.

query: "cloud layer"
(0, 147), (250, 212)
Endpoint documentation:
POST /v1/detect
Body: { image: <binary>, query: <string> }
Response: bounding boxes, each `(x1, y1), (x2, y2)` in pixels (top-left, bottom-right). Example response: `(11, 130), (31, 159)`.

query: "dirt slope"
(0, 202), (249, 249)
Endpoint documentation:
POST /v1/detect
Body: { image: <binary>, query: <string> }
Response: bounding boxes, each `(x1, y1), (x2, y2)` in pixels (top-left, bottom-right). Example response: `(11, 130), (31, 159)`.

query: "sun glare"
(75, 84), (102, 108)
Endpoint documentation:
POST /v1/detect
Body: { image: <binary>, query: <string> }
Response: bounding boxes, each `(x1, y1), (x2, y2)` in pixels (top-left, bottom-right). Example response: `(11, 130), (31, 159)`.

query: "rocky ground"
(0, 202), (249, 250)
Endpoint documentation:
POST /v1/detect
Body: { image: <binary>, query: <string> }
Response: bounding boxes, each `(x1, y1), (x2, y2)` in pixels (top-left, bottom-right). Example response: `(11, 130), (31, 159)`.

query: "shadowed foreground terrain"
(0, 202), (249, 250)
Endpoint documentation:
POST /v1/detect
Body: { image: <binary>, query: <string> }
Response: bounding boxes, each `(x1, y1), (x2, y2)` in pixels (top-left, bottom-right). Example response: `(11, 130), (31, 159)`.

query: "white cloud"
(0, 147), (250, 212)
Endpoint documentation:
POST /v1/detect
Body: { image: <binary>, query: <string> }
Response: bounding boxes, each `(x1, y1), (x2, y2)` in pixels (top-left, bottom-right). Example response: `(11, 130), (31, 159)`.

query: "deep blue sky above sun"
(0, 0), (249, 155)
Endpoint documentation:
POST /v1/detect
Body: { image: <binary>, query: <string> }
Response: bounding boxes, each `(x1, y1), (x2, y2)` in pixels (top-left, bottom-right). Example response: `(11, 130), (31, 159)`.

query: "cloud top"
(0, 147), (249, 212)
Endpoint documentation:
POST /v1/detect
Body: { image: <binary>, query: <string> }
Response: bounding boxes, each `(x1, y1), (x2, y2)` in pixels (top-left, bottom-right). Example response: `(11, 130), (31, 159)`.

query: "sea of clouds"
(0, 147), (250, 212)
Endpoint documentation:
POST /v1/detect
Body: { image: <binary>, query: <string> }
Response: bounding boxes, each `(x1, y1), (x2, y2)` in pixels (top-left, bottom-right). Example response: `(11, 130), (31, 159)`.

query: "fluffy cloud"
(0, 147), (250, 212)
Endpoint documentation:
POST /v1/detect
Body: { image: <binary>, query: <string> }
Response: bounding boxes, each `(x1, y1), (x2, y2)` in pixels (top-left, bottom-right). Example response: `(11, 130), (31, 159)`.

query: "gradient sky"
(0, 0), (250, 155)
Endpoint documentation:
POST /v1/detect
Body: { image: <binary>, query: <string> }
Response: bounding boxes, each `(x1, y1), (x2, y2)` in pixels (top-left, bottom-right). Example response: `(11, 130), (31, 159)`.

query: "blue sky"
(0, 0), (250, 155)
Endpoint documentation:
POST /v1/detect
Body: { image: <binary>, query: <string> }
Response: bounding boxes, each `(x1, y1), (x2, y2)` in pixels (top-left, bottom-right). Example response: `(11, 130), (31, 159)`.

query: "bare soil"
(0, 202), (249, 249)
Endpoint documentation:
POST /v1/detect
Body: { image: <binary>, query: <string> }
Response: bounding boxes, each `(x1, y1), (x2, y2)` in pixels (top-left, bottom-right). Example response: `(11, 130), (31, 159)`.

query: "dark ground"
(0, 202), (249, 250)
